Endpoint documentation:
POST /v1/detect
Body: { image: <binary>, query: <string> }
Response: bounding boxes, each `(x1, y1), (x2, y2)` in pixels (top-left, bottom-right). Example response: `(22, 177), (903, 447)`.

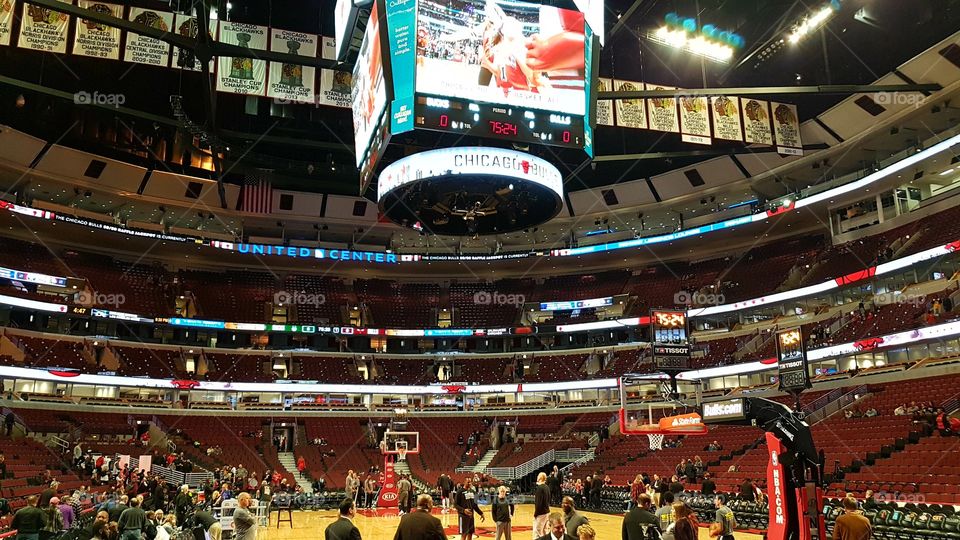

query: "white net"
(396, 440), (409, 461)
(647, 433), (664, 451)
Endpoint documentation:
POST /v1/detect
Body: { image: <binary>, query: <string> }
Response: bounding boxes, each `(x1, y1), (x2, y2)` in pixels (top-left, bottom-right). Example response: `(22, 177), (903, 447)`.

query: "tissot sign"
(377, 147), (563, 200)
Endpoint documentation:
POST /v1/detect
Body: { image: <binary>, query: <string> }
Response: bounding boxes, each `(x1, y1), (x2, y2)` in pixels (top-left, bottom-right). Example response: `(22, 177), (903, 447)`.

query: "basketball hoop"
(647, 433), (665, 451)
(397, 447), (407, 462)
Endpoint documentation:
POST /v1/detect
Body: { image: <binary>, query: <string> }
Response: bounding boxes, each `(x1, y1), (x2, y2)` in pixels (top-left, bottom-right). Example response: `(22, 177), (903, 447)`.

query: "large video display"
(352, 1), (388, 167)
(415, 0), (586, 116)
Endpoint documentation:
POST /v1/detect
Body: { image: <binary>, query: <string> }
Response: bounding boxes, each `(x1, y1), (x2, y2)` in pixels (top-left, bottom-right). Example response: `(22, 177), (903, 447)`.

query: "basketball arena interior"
(0, 0), (959, 539)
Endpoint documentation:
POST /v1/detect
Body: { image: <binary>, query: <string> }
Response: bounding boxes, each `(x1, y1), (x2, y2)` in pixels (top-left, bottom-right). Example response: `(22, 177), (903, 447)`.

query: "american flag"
(240, 174), (273, 214)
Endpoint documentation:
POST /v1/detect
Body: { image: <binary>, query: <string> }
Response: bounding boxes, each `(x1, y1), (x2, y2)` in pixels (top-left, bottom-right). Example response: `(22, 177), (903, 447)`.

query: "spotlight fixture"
(648, 13), (743, 63)
(787, 0), (841, 45)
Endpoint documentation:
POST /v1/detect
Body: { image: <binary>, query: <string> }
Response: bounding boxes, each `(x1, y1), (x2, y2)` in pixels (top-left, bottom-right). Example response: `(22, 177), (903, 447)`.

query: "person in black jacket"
(455, 478), (485, 540)
(548, 467), (562, 505)
(740, 479), (756, 502)
(533, 472), (551, 539)
(535, 512), (577, 540)
(395, 495), (447, 540)
(621, 494), (658, 540)
(701, 473), (716, 496)
(490, 486), (515, 540)
(669, 476), (684, 495)
(326, 498), (362, 540)
(589, 473), (603, 510)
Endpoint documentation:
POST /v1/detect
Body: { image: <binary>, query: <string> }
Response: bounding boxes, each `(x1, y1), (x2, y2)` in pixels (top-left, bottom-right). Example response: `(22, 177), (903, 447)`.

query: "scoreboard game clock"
(650, 310), (691, 372)
(776, 328), (811, 392)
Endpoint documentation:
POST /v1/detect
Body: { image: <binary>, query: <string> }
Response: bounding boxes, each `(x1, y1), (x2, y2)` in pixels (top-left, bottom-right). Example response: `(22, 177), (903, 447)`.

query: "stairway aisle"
(472, 449), (498, 473)
(277, 452), (314, 493)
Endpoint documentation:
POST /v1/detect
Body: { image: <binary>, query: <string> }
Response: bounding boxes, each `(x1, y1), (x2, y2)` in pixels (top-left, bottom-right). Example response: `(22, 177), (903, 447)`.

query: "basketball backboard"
(381, 431), (420, 461)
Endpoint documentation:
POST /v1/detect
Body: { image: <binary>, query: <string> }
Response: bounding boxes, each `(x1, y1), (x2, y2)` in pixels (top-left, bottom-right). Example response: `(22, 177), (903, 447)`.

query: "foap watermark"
(74, 91), (126, 108)
(873, 291), (926, 308)
(874, 91), (923, 108)
(674, 290), (726, 306)
(273, 290), (326, 307)
(870, 491), (927, 504)
(76, 290), (126, 308)
(473, 290), (525, 306)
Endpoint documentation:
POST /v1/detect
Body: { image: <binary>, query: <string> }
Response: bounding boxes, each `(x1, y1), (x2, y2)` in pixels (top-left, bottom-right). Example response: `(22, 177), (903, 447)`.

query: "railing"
(484, 448), (595, 480)
(802, 388), (844, 414)
(559, 449), (596, 475)
(804, 385), (869, 424)
(50, 435), (69, 454)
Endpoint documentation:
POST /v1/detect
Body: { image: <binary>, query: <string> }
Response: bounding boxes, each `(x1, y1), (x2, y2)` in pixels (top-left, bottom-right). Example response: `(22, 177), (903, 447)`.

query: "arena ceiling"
(1, 0), (959, 201)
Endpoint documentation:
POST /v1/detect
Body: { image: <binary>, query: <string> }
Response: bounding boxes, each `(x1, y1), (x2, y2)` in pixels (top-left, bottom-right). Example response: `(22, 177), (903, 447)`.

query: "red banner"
(376, 455), (399, 508)
(766, 432), (789, 540)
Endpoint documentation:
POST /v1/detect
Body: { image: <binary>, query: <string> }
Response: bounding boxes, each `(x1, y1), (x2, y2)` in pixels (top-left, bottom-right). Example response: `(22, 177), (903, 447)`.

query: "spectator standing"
(490, 486), (515, 540)
(12, 496), (47, 540)
(833, 496), (872, 540)
(325, 498), (361, 540)
(533, 472), (551, 539)
(232, 493), (258, 540)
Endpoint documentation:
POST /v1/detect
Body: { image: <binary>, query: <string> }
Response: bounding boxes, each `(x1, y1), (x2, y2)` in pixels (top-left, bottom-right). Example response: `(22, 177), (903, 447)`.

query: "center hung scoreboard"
(350, 0), (601, 193)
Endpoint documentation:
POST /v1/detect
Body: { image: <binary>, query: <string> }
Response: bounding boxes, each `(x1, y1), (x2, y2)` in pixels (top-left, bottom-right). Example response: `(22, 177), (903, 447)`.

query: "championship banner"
(317, 36), (351, 108)
(679, 94), (711, 145)
(73, 2), (122, 60)
(742, 98), (773, 145)
(376, 456), (400, 508)
(766, 432), (789, 540)
(217, 21), (268, 96)
(18, 1), (71, 53)
(772, 101), (803, 156)
(613, 79), (646, 129)
(595, 78), (614, 126)
(123, 7), (173, 67)
(710, 96), (742, 142)
(646, 83), (679, 133)
(267, 29), (318, 104)
(172, 14), (215, 71)
(0, 0), (14, 47)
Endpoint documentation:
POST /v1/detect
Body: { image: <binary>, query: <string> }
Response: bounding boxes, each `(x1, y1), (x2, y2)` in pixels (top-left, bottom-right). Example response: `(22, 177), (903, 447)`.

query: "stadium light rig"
(787, 0), (841, 44)
(648, 13), (743, 63)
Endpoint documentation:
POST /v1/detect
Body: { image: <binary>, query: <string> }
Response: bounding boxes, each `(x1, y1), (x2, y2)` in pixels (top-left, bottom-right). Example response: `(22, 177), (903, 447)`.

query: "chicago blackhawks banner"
(613, 79), (646, 129)
(317, 36), (351, 108)
(646, 83), (680, 133)
(123, 7), (173, 66)
(710, 96), (743, 142)
(679, 94), (711, 145)
(595, 77), (613, 126)
(73, 1), (123, 60)
(742, 98), (773, 145)
(772, 101), (803, 155)
(0, 0), (14, 47)
(217, 21), (268, 96)
(267, 29), (318, 104)
(19, 1), (71, 53)
(172, 14), (215, 71)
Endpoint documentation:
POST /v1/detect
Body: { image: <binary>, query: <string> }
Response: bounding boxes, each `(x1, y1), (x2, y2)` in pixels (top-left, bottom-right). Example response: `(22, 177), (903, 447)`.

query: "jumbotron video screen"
(415, 0), (587, 116)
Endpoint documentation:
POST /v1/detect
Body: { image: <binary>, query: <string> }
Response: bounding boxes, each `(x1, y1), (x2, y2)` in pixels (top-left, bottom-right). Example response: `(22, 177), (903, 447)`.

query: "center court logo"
(473, 290), (525, 306)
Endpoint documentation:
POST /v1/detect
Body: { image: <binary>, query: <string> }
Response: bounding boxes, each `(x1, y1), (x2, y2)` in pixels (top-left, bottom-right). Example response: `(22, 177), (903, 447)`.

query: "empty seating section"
(168, 416), (269, 477)
(375, 357), (433, 384)
(625, 267), (684, 314)
(829, 302), (929, 344)
(899, 203), (960, 255)
(114, 345), (184, 378)
(204, 353), (273, 382)
(405, 417), (487, 485)
(717, 236), (822, 302)
(537, 271), (630, 302)
(180, 270), (276, 322)
(16, 335), (89, 371)
(843, 436), (960, 503)
(528, 354), (588, 382)
(301, 418), (379, 488)
(449, 280), (531, 326)
(489, 439), (586, 468)
(692, 336), (739, 369)
(356, 279), (438, 327)
(282, 274), (349, 323)
(62, 251), (171, 315)
(297, 355), (363, 383)
(457, 356), (513, 384)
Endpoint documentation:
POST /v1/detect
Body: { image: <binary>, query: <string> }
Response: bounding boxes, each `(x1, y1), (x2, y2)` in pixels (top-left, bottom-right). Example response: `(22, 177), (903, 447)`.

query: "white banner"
(172, 14), (215, 71)
(317, 36), (351, 108)
(595, 77), (613, 126)
(710, 96), (742, 142)
(741, 98), (773, 145)
(646, 83), (679, 133)
(217, 21), (268, 96)
(613, 79), (646, 129)
(18, 2), (71, 53)
(123, 7), (173, 67)
(772, 101), (802, 155)
(267, 29), (317, 104)
(679, 95), (711, 145)
(0, 0), (14, 46)
(73, 1), (123, 60)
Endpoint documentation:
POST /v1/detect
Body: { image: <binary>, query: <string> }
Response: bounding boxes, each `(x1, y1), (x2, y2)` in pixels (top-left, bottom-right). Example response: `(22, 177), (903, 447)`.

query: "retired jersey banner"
(267, 29), (318, 104)
(0, 0), (14, 46)
(217, 21), (268, 96)
(710, 96), (742, 142)
(317, 36), (351, 108)
(679, 95), (711, 145)
(173, 14), (215, 71)
(646, 83), (679, 133)
(124, 7), (173, 66)
(595, 77), (614, 126)
(19, 2), (71, 53)
(772, 101), (803, 156)
(742, 98), (773, 145)
(613, 79), (646, 129)
(73, 2), (123, 60)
